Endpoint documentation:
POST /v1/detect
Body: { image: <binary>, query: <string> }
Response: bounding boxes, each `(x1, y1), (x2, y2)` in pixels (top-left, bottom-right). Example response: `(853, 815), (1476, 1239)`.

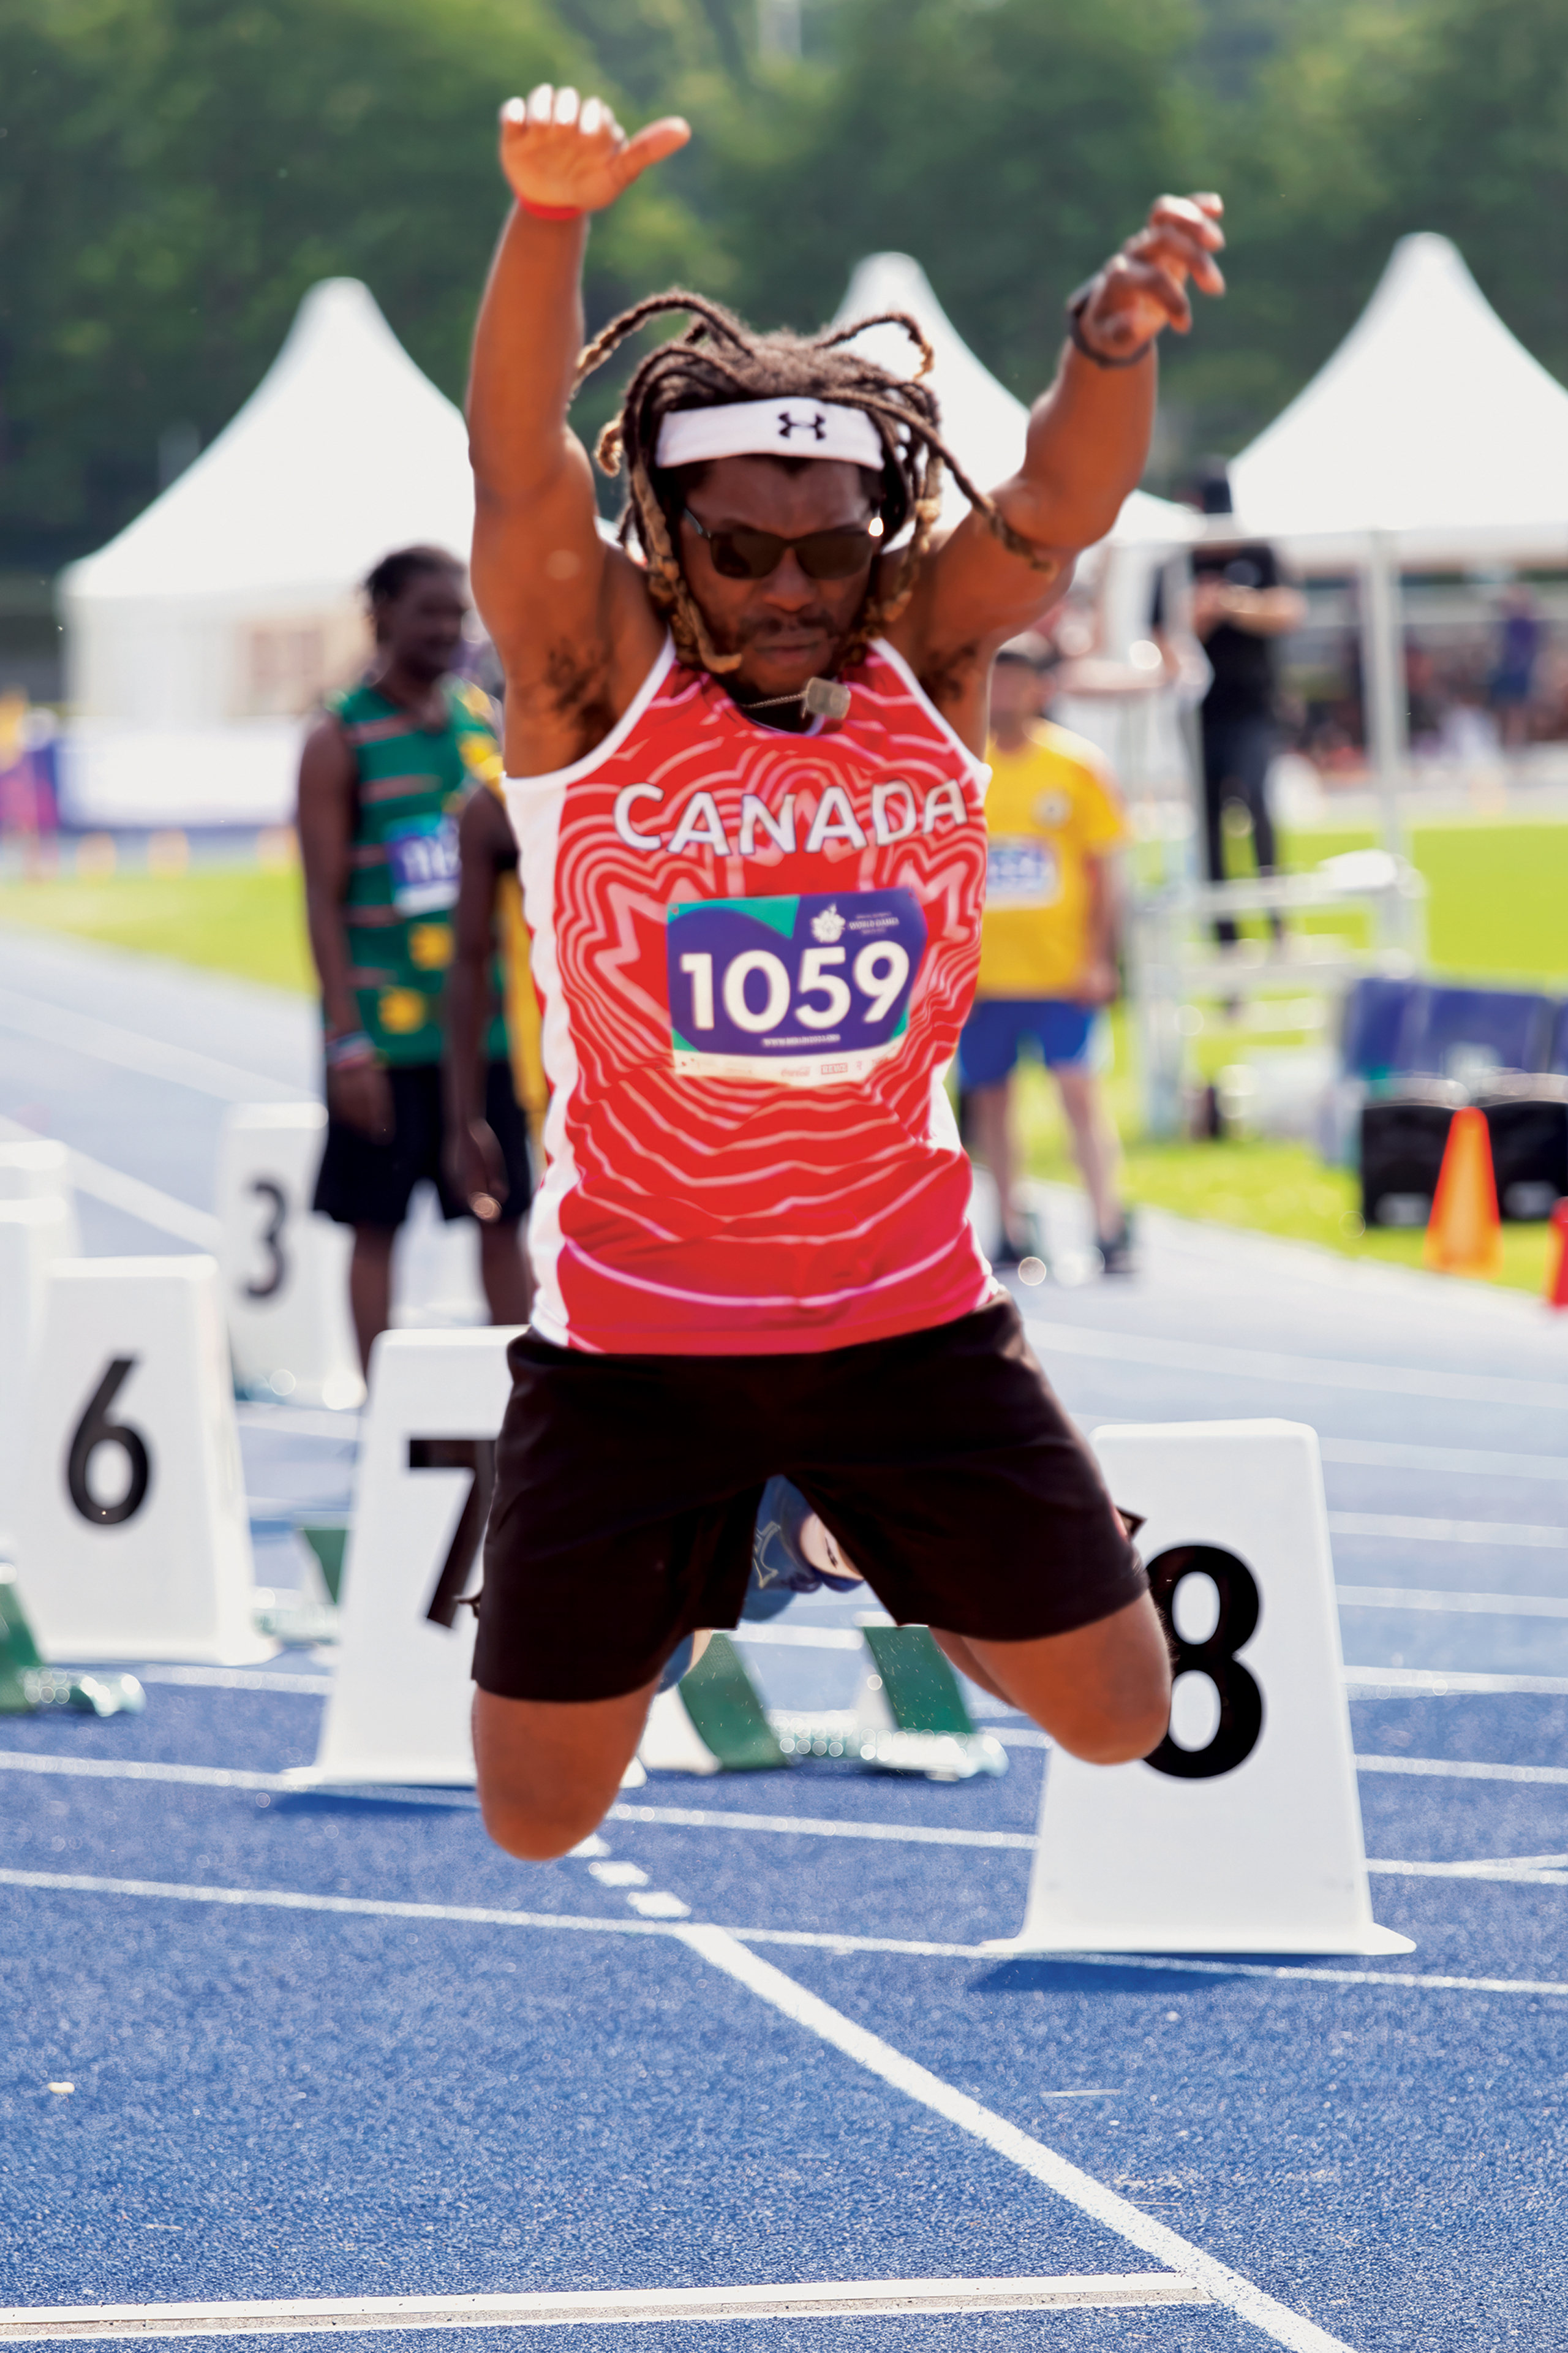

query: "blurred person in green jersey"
(297, 546), (532, 1372)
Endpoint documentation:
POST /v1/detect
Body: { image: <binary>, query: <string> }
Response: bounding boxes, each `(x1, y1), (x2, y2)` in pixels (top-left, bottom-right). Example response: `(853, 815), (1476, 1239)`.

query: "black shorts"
(312, 1059), (532, 1231)
(474, 1296), (1146, 1703)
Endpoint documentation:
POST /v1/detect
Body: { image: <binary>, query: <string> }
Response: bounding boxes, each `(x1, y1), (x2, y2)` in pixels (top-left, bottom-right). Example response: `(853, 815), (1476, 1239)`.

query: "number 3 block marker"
(999, 1420), (1412, 1958)
(13, 1258), (269, 1666)
(216, 1105), (363, 1410)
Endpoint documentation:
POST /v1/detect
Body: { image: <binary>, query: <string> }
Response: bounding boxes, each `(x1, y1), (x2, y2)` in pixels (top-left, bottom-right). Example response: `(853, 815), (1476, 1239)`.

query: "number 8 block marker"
(998, 1420), (1412, 1958)
(13, 1258), (269, 1665)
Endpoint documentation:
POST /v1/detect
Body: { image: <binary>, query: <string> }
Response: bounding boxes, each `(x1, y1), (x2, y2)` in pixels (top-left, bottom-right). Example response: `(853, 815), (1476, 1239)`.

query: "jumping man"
(466, 84), (1226, 1858)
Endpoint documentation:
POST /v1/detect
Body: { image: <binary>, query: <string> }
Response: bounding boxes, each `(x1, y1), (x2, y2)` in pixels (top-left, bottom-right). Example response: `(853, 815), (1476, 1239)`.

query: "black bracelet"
(1065, 288), (1155, 371)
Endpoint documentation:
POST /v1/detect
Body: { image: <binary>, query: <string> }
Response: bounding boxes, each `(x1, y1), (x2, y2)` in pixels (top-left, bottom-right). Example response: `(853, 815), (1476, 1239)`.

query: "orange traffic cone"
(1423, 1106), (1502, 1277)
(1545, 1199), (1568, 1310)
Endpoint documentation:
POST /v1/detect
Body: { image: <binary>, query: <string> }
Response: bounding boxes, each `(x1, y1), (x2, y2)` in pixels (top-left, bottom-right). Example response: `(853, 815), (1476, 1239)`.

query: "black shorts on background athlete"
(314, 1057), (532, 1231)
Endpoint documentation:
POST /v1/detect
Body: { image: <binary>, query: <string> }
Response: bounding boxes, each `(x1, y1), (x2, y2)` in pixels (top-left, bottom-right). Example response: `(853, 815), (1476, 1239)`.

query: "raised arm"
(898, 195), (1227, 684)
(467, 88), (689, 775)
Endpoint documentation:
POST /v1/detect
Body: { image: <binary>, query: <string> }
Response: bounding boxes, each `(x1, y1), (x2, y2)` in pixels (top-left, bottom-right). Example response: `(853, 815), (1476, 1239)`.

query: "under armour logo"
(777, 408), (827, 441)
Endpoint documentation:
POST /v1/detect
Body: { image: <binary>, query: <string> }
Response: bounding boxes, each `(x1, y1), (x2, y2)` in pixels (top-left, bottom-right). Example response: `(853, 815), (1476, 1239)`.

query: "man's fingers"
(525, 82), (554, 124)
(1146, 192), (1226, 247)
(1129, 222), (1226, 295)
(552, 85), (580, 127)
(579, 94), (605, 136)
(613, 115), (692, 184)
(1116, 258), (1193, 332)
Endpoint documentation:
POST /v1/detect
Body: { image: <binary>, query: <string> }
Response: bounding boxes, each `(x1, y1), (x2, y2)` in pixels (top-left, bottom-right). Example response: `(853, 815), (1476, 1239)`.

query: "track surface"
(3, 933), (1567, 2350)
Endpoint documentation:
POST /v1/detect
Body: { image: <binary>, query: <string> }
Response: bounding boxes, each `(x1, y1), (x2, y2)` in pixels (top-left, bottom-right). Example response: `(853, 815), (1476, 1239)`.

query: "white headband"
(655, 398), (884, 473)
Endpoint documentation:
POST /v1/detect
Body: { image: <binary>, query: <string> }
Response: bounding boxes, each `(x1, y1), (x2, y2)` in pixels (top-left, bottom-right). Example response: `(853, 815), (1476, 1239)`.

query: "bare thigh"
(933, 1592), (1171, 1765)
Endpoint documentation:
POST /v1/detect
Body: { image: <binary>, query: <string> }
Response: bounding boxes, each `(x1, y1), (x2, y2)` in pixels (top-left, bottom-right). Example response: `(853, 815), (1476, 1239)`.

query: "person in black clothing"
(1171, 460), (1305, 945)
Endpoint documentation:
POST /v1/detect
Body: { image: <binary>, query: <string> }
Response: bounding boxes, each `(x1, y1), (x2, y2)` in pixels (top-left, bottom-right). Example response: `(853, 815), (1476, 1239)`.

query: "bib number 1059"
(666, 888), (926, 1083)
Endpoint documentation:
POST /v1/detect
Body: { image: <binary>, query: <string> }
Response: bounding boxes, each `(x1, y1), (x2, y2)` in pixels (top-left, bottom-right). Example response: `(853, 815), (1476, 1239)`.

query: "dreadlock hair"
(572, 290), (1050, 678)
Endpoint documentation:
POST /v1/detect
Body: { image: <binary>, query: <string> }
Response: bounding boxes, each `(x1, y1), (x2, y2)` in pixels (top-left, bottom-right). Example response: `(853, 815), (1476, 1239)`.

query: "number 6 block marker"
(298, 1327), (518, 1786)
(1000, 1421), (1412, 1958)
(14, 1258), (269, 1665)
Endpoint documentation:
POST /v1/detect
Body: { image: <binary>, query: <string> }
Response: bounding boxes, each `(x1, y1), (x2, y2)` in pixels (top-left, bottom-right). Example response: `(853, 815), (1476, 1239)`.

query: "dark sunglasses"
(681, 505), (884, 582)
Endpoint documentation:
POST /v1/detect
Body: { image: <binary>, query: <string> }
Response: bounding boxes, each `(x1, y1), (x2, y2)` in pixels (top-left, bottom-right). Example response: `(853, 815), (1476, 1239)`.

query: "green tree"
(0, 0), (713, 568)
(707, 0), (1195, 402)
(1170, 0), (1568, 455)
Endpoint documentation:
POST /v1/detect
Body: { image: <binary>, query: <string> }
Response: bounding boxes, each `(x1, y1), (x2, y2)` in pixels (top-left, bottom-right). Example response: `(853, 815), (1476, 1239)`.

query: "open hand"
(1074, 194), (1226, 364)
(499, 85), (690, 214)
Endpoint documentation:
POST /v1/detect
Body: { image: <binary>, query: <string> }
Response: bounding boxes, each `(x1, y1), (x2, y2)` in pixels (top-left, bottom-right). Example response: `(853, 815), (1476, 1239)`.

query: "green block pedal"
(0, 1565), (143, 1717)
(0, 1563), (44, 1714)
(678, 1633), (790, 1771)
(861, 1623), (975, 1735)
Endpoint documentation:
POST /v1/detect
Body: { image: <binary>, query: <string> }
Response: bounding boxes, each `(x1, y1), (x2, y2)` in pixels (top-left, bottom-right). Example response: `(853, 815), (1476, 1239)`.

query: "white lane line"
(609, 1802), (1036, 1850)
(1321, 1437), (1568, 1482)
(6, 1865), (1567, 2000)
(0, 986), (303, 1105)
(1035, 1317), (1568, 1411)
(0, 1754), (290, 1793)
(1330, 1514), (1568, 1550)
(1357, 1753), (1568, 1786)
(0, 2272), (1203, 2340)
(95, 1666), (334, 1695)
(9, 1742), (1566, 1811)
(1370, 1858), (1568, 1886)
(0, 1113), (221, 1250)
(1344, 1664), (1568, 1695)
(680, 1923), (1351, 2353)
(1338, 1585), (1568, 1618)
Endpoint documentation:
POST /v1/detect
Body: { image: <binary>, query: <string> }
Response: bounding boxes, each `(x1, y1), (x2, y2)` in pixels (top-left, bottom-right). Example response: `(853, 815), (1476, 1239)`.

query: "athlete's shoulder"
(325, 678), (379, 725)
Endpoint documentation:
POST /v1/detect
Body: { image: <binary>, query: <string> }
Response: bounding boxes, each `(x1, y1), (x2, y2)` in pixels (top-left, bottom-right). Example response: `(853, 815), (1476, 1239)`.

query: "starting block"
(13, 1256), (268, 1665)
(302, 1326), (517, 1785)
(1000, 1419), (1412, 1957)
(216, 1104), (363, 1408)
(643, 1620), (1008, 1780)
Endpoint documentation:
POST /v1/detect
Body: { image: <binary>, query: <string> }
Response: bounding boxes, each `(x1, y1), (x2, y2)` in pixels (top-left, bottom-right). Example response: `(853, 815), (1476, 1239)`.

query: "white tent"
(1229, 233), (1568, 570)
(59, 279), (475, 824)
(832, 252), (1196, 550)
(832, 254), (1197, 791)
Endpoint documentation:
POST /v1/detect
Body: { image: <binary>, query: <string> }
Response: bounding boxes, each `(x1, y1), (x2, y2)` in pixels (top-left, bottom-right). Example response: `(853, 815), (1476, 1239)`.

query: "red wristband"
(521, 197), (584, 222)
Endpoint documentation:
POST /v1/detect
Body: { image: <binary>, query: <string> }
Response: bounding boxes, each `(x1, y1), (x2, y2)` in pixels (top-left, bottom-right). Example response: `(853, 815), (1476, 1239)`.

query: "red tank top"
(504, 635), (993, 1356)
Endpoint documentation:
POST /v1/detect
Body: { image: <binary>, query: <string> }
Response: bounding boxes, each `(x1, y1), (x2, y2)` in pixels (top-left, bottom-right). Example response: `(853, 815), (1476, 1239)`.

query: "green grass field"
(0, 866), (315, 995)
(2, 816), (1565, 1294)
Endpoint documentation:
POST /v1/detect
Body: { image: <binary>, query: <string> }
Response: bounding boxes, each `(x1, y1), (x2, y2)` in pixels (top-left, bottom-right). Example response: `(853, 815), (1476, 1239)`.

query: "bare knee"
(472, 1685), (649, 1862)
(478, 1789), (608, 1863)
(962, 1593), (1172, 1766)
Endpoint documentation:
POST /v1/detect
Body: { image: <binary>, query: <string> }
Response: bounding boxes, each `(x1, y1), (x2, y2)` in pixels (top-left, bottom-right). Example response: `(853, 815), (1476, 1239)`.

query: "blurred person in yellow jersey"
(298, 546), (533, 1372)
(959, 634), (1133, 1275)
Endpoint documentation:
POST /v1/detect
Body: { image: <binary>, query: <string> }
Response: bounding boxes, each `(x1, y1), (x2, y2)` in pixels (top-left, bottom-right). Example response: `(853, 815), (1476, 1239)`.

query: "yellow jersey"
(974, 721), (1127, 1000)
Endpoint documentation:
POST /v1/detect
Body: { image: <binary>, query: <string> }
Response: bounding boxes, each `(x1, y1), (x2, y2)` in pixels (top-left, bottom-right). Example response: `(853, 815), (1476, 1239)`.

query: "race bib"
(986, 836), (1061, 909)
(666, 889), (927, 1086)
(386, 815), (459, 915)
